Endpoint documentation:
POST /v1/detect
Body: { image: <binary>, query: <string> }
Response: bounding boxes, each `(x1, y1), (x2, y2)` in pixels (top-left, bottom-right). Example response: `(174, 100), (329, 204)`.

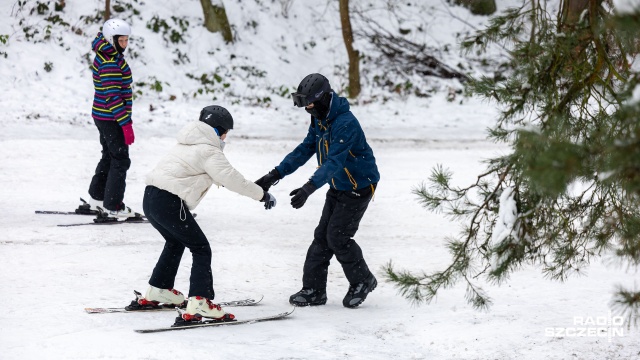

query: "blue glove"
(261, 191), (277, 210)
(290, 182), (317, 209)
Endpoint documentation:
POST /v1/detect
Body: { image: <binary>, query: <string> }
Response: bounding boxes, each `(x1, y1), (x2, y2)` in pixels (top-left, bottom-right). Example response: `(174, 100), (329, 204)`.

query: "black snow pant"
(302, 184), (376, 290)
(88, 119), (130, 211)
(143, 186), (215, 299)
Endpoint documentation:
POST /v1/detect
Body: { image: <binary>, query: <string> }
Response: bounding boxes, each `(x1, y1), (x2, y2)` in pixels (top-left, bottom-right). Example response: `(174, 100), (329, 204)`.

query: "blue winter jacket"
(276, 93), (380, 191)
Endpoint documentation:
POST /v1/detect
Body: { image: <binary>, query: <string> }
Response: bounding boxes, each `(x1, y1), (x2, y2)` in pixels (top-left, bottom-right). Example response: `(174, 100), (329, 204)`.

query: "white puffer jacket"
(146, 121), (264, 210)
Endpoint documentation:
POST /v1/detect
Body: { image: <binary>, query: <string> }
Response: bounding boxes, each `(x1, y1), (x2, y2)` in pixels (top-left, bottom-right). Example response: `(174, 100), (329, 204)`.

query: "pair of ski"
(87, 291), (293, 333)
(36, 198), (150, 227)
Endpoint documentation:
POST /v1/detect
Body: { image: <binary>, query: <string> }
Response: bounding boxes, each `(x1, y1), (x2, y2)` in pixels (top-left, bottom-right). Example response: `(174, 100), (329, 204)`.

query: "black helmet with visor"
(292, 73), (333, 119)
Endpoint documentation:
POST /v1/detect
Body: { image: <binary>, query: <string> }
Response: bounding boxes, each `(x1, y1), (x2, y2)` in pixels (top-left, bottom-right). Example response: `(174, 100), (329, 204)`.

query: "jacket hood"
(92, 33), (118, 57)
(177, 121), (222, 148)
(326, 93), (350, 122)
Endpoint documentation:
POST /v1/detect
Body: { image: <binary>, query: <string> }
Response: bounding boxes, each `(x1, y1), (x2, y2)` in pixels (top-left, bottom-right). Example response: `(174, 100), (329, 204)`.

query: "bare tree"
(105, 0), (111, 21)
(199, 0), (233, 43)
(339, 0), (360, 98)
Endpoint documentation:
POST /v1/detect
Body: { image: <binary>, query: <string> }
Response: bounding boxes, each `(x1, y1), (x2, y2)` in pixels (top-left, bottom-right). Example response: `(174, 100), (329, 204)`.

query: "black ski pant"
(143, 186), (215, 299)
(88, 119), (130, 211)
(302, 185), (376, 290)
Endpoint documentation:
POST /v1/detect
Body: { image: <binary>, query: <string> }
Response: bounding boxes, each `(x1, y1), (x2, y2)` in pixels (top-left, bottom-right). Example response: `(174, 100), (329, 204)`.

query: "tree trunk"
(339, 0), (361, 98)
(199, 0), (233, 43)
(455, 0), (496, 16)
(560, 0), (590, 25)
(559, 0), (601, 58)
(105, 0), (111, 21)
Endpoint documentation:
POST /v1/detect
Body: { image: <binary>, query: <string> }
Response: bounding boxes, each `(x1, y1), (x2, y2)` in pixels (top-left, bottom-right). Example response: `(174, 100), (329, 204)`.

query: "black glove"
(290, 182), (317, 209)
(260, 191), (277, 210)
(255, 168), (281, 192)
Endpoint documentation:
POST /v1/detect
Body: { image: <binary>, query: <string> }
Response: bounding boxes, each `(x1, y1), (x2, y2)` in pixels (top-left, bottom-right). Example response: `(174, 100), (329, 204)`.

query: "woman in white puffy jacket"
(137, 105), (277, 322)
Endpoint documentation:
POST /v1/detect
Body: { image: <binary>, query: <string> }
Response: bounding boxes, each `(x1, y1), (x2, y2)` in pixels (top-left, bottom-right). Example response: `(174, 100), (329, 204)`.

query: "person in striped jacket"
(85, 19), (136, 218)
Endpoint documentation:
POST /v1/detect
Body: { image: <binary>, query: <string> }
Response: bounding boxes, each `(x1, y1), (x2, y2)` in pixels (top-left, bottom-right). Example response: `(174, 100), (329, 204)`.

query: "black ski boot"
(343, 273), (377, 308)
(289, 288), (327, 306)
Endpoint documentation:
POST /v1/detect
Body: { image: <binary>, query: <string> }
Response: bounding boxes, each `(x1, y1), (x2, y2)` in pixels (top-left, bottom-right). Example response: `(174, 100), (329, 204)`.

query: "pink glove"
(122, 122), (135, 146)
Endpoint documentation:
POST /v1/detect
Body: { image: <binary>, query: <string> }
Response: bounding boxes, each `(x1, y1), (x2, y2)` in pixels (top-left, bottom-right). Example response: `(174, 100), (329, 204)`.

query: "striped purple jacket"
(91, 33), (133, 125)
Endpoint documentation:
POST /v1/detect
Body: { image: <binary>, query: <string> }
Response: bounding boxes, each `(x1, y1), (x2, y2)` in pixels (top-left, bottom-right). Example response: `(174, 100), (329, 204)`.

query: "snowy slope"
(0, 0), (638, 359)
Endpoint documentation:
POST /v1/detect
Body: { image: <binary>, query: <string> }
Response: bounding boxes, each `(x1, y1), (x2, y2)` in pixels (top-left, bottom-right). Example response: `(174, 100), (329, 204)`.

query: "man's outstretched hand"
(290, 182), (317, 209)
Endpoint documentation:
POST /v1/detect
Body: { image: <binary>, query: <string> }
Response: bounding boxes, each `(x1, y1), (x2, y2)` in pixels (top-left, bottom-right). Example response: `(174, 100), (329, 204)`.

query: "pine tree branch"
(390, 163), (515, 307)
(611, 285), (640, 328)
(394, 0), (640, 321)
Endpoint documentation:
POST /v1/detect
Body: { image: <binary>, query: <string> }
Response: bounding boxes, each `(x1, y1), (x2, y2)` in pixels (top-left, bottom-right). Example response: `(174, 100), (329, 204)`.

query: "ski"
(36, 210), (100, 216)
(134, 307), (294, 333)
(58, 205), (146, 227)
(58, 217), (149, 227)
(36, 198), (103, 216)
(45, 199), (195, 227)
(85, 291), (263, 314)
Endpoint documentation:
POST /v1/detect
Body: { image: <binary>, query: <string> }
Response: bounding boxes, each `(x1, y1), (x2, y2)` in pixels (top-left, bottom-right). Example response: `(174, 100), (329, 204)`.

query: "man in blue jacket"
(255, 73), (380, 308)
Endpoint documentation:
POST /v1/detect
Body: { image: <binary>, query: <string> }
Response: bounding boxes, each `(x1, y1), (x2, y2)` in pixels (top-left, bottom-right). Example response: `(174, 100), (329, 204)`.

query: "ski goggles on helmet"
(292, 92), (312, 108)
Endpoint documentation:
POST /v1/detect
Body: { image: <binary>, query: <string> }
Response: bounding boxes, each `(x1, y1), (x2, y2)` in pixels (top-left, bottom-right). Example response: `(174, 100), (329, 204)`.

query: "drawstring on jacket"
(180, 201), (186, 221)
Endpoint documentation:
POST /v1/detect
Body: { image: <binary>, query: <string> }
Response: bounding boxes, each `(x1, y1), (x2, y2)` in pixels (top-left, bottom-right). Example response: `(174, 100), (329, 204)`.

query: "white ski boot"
(76, 197), (103, 214)
(183, 296), (235, 321)
(87, 197), (103, 211)
(99, 203), (139, 218)
(139, 285), (185, 306)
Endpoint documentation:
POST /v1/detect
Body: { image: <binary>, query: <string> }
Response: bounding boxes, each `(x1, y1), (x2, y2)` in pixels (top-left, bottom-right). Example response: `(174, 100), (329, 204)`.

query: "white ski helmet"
(102, 19), (131, 47)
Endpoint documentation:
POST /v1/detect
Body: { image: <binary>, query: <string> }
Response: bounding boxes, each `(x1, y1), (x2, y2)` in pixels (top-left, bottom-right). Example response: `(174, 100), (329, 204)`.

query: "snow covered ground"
(1, 113), (638, 359)
(1, 0), (639, 358)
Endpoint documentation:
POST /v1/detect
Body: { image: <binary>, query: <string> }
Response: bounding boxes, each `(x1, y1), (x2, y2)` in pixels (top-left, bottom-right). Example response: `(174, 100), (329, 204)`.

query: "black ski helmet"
(291, 73), (332, 108)
(199, 105), (234, 134)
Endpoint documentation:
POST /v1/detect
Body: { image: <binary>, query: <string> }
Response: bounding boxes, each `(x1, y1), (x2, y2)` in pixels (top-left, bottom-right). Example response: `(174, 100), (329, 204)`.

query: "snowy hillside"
(1, 0), (639, 359)
(0, 0), (502, 141)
